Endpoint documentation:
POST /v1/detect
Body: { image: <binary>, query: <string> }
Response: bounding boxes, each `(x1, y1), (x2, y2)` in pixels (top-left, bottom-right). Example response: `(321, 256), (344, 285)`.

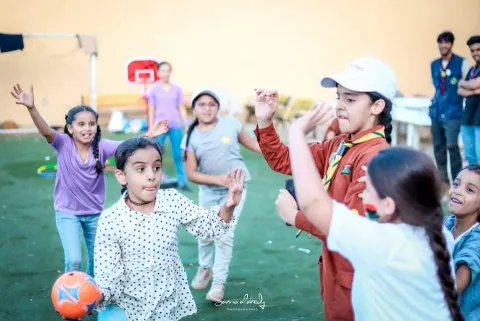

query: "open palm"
(11, 84), (34, 109)
(291, 102), (336, 135)
(254, 88), (279, 121)
(225, 168), (245, 207)
(150, 120), (169, 136)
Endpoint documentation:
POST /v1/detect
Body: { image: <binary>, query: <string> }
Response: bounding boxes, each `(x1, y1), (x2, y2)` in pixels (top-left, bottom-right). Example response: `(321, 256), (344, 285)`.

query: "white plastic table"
(391, 97), (432, 149)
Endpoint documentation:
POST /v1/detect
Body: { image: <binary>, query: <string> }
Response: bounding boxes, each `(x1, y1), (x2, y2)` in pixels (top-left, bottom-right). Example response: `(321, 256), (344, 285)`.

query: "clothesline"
(0, 32), (99, 110)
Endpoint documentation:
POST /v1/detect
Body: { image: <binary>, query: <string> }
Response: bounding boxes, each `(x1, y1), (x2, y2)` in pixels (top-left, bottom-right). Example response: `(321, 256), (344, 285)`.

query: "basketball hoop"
(126, 57), (160, 84)
(125, 56), (161, 129)
(134, 69), (155, 83)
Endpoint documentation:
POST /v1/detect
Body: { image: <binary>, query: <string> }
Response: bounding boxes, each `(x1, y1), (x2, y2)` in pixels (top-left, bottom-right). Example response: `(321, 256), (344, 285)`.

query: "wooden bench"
(81, 94), (147, 112)
(81, 93), (198, 127)
(81, 93), (147, 126)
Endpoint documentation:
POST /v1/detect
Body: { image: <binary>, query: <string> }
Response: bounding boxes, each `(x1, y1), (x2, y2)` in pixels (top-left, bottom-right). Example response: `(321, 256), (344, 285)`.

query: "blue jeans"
(155, 126), (187, 185)
(98, 305), (128, 321)
(55, 212), (100, 277)
(461, 125), (480, 165)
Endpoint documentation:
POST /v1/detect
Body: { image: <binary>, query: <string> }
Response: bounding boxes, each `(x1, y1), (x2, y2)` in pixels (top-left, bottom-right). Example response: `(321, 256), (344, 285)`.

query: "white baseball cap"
(320, 57), (397, 101)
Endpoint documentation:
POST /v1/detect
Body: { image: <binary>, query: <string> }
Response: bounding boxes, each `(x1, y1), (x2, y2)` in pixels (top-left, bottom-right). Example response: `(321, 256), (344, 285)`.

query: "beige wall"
(1, 0), (479, 126)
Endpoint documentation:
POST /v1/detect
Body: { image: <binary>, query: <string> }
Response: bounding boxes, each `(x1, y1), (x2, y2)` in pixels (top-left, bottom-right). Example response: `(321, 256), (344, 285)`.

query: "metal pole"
(90, 53), (97, 110)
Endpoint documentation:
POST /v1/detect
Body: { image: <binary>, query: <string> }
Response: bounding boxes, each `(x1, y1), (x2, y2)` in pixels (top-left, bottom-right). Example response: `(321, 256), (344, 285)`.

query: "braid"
(367, 92), (393, 145)
(378, 103), (392, 145)
(93, 125), (103, 174)
(425, 209), (464, 321)
(64, 114), (72, 138)
(183, 119), (199, 161)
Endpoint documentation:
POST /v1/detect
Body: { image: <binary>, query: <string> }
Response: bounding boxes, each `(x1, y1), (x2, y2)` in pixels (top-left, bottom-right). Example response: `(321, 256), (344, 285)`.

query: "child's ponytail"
(63, 114), (70, 135)
(378, 102), (392, 145)
(183, 118), (199, 161)
(424, 209), (464, 321)
(92, 125), (103, 174)
(367, 92), (393, 145)
(369, 147), (464, 321)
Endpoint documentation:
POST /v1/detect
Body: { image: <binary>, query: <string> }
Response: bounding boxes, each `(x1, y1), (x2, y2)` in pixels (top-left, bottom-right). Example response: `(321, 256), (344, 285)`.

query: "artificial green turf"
(0, 134), (324, 321)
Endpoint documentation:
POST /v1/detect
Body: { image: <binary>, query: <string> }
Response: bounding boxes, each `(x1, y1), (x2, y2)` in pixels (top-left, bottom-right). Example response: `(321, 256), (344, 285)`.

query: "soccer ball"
(51, 271), (101, 319)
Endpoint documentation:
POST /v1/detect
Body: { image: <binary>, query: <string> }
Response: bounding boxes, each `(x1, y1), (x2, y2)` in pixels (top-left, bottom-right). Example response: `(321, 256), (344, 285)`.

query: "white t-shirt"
(327, 201), (455, 321)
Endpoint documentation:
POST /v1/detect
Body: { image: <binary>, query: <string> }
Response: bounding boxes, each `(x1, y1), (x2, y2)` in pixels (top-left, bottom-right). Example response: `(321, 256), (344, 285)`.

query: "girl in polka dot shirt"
(93, 137), (245, 321)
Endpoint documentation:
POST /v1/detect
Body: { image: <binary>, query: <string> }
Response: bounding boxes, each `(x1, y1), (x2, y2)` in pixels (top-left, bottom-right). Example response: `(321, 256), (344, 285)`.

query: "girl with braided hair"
(280, 102), (461, 320)
(10, 84), (167, 278)
(444, 165), (480, 320)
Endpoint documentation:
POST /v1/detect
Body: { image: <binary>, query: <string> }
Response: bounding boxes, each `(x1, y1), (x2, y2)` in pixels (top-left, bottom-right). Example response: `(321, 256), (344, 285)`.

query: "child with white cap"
(254, 57), (395, 320)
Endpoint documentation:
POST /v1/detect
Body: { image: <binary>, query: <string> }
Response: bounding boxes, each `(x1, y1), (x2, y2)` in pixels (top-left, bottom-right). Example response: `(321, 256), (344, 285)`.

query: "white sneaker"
(191, 267), (212, 290)
(206, 283), (225, 303)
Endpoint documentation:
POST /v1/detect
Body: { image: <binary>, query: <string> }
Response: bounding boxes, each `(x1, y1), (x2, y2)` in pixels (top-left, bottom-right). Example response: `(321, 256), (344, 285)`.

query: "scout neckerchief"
(440, 57), (452, 94)
(296, 126), (386, 238)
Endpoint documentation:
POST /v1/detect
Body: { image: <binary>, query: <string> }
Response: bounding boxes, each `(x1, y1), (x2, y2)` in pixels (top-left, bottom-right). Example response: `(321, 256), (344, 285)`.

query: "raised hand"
(254, 88), (279, 122)
(146, 119), (169, 138)
(225, 168), (245, 208)
(290, 102), (336, 135)
(11, 84), (35, 109)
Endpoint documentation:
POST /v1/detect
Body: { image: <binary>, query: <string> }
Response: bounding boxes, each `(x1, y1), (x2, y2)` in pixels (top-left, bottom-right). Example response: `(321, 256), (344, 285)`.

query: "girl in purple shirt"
(10, 84), (167, 278)
(148, 61), (190, 191)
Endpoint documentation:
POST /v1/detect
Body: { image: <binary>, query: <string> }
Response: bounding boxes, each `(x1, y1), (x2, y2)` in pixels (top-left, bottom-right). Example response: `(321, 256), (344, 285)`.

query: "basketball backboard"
(126, 57), (161, 84)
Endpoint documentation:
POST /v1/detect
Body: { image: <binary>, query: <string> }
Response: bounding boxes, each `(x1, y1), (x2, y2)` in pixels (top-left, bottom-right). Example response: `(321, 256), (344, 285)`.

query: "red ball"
(51, 271), (101, 319)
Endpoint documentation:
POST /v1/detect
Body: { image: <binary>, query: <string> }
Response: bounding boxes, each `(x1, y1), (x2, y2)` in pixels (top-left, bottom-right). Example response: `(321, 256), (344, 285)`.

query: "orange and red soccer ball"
(51, 271), (101, 319)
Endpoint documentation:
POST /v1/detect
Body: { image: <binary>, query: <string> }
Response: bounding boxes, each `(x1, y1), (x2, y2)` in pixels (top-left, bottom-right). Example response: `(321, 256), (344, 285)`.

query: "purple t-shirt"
(50, 132), (121, 215)
(148, 83), (184, 128)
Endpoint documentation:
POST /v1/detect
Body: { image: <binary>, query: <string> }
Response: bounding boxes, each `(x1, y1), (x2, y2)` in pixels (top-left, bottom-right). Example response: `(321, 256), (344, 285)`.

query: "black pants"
(431, 119), (462, 183)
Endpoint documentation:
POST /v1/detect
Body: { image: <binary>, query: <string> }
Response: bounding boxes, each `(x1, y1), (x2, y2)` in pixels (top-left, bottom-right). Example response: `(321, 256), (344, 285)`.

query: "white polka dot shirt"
(94, 188), (235, 320)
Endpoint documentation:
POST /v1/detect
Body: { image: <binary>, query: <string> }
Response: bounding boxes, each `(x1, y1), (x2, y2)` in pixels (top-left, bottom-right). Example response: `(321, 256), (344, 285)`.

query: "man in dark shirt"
(458, 35), (480, 165)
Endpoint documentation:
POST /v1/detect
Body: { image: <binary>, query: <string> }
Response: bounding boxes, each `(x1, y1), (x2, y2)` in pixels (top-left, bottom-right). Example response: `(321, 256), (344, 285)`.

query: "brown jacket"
(254, 123), (389, 321)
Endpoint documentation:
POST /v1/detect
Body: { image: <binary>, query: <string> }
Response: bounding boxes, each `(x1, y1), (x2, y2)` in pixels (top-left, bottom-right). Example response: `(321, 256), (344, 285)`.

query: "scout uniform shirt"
(254, 123), (389, 321)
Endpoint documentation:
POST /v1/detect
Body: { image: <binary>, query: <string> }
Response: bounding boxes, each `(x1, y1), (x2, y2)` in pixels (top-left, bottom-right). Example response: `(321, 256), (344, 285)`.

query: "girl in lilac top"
(147, 61), (190, 191)
(10, 84), (168, 278)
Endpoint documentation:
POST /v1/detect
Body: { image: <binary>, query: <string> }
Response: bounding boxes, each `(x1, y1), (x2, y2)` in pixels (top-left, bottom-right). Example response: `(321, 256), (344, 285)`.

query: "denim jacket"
(444, 215), (480, 320)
